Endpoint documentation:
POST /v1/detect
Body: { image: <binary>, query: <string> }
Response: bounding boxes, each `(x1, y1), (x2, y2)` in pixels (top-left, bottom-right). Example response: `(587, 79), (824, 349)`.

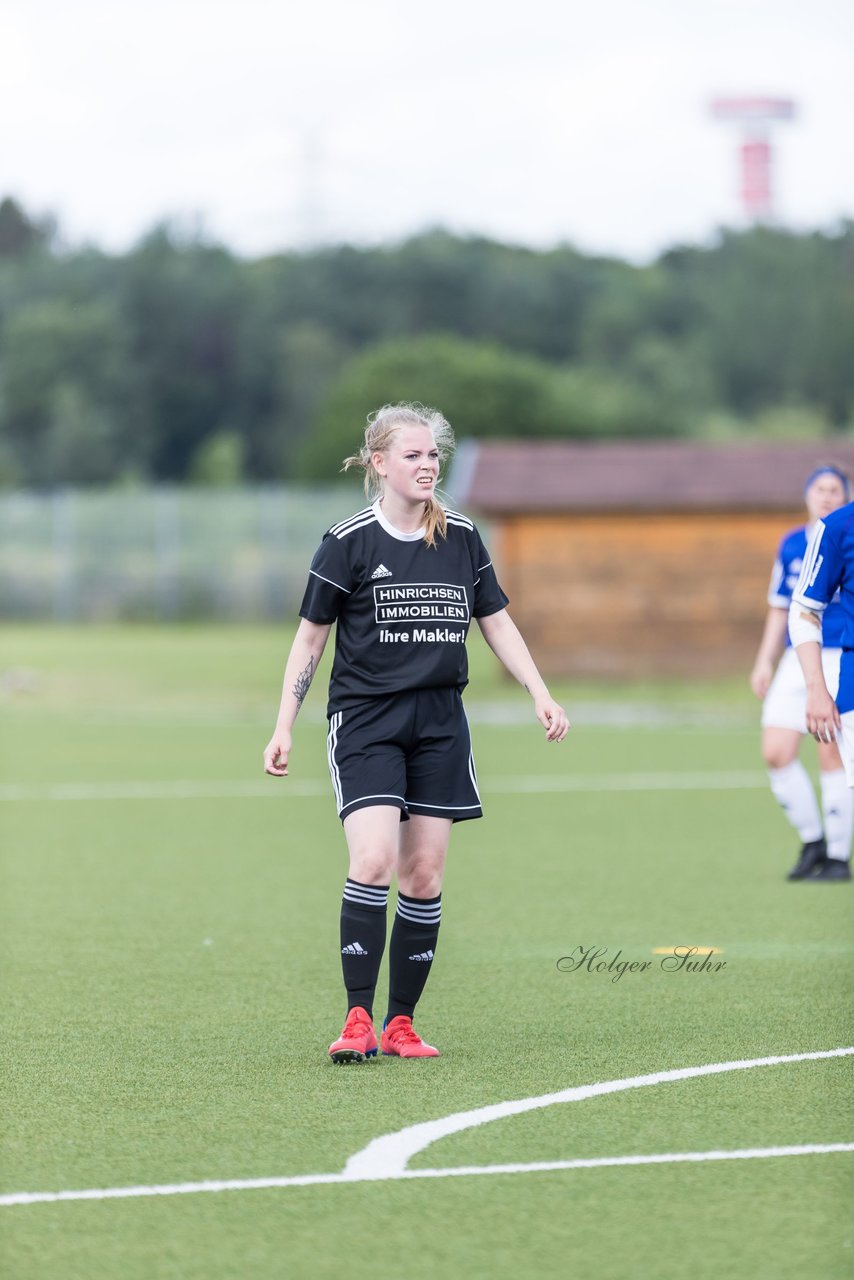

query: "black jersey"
(299, 500), (509, 713)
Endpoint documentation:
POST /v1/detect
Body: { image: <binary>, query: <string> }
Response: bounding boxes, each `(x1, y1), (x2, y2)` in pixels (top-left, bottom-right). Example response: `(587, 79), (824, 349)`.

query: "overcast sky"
(3, 0), (852, 261)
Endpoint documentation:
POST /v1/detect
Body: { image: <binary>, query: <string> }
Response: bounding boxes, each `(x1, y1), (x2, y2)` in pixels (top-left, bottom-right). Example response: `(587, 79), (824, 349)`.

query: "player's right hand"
(263, 732), (291, 776)
(750, 661), (773, 699)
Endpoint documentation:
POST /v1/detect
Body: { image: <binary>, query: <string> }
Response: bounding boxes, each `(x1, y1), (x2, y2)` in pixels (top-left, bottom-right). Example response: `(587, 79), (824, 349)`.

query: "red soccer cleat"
(328, 1006), (378, 1064)
(381, 1015), (440, 1058)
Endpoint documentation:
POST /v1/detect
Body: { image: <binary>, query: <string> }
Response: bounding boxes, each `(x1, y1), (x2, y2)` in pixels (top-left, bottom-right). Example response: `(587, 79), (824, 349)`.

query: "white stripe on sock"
(396, 897), (442, 925)
(344, 882), (390, 906)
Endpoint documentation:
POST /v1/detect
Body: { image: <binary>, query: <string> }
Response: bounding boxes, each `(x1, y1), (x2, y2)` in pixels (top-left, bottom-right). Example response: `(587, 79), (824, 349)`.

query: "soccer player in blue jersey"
(263, 404), (569, 1061)
(750, 465), (853, 881)
(789, 484), (854, 885)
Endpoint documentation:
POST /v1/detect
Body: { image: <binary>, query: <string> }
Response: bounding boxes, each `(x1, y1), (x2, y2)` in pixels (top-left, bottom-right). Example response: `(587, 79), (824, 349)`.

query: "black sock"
(387, 891), (441, 1022)
(339, 879), (388, 1019)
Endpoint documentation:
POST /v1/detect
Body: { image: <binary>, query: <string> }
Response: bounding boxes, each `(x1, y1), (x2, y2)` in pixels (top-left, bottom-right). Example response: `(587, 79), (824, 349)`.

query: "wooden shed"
(448, 441), (854, 678)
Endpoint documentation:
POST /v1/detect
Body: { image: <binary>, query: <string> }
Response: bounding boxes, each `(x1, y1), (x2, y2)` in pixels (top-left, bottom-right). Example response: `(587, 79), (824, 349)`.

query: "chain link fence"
(0, 487), (361, 620)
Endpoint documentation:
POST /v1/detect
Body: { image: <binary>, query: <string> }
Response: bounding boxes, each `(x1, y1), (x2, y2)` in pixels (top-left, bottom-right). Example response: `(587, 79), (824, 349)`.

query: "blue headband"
(804, 466), (850, 500)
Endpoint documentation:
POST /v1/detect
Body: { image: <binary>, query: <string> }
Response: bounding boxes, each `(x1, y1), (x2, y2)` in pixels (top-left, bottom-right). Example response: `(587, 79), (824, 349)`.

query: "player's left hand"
(535, 698), (570, 743)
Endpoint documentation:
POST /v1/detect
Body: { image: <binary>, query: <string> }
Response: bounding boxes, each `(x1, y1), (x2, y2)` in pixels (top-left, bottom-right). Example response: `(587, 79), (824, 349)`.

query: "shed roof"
(447, 440), (854, 514)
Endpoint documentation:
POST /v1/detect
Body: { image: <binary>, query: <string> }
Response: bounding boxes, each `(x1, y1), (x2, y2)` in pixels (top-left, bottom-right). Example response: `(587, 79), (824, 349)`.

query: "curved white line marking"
(343, 1047), (854, 1179)
(2, 1048), (851, 1207)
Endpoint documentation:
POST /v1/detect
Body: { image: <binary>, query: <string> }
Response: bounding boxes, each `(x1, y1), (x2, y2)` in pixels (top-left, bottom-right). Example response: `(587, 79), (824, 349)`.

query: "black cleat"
(786, 837), (827, 881)
(808, 859), (851, 882)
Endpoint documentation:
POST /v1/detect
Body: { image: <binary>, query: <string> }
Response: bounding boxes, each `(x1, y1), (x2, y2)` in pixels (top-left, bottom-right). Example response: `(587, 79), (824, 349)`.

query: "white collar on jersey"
(372, 498), (425, 542)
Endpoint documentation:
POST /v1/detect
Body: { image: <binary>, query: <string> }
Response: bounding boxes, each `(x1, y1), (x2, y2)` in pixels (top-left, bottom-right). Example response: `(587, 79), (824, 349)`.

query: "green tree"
(189, 431), (245, 485)
(43, 384), (132, 485)
(1, 199), (852, 488)
(122, 227), (248, 480)
(656, 225), (854, 429)
(0, 197), (53, 257)
(268, 322), (350, 478)
(295, 334), (561, 479)
(0, 297), (138, 485)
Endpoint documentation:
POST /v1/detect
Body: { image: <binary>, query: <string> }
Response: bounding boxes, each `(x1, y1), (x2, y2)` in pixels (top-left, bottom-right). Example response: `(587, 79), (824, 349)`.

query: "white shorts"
(761, 646), (842, 734)
(840, 712), (854, 788)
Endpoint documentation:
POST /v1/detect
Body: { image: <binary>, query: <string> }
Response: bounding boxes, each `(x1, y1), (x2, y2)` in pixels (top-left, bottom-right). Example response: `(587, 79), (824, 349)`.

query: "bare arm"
(476, 608), (569, 742)
(749, 607), (788, 698)
(789, 604), (840, 742)
(263, 618), (332, 776)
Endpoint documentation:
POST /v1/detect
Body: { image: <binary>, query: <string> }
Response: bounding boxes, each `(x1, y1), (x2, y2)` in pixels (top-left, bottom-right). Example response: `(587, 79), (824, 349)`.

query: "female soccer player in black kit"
(263, 404), (569, 1062)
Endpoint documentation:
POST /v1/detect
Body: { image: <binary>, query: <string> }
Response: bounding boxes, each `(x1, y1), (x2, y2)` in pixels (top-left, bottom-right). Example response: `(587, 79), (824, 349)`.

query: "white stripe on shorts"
(462, 701), (481, 802)
(342, 794), (407, 811)
(840, 712), (854, 789)
(327, 712), (344, 811)
(406, 801), (482, 811)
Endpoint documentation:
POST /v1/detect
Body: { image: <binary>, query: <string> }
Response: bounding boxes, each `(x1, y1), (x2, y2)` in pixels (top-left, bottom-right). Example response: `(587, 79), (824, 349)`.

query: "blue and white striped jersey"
(792, 501), (854, 713)
(769, 524), (845, 648)
(299, 500), (508, 714)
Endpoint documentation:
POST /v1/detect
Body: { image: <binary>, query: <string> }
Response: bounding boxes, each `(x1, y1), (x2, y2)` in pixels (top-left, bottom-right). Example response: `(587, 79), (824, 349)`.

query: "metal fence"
(0, 487), (360, 620)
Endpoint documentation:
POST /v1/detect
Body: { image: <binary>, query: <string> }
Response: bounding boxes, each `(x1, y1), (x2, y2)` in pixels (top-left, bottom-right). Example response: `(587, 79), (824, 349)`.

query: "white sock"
(768, 762), (823, 843)
(820, 769), (854, 862)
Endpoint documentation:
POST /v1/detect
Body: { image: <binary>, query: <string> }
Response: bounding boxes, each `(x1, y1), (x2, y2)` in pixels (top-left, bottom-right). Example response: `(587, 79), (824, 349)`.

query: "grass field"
(1, 625), (852, 1280)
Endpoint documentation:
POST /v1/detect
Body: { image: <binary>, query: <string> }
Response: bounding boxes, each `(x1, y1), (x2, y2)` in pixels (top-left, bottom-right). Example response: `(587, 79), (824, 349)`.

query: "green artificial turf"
(1, 625), (851, 1280)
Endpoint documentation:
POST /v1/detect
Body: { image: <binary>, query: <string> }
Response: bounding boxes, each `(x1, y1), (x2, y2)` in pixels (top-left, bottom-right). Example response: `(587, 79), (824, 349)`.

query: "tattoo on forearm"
(293, 656), (315, 710)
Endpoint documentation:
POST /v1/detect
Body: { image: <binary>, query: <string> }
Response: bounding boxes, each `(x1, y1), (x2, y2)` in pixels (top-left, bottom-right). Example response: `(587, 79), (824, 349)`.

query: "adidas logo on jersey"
(341, 941), (368, 955)
(408, 950), (434, 962)
(370, 563), (393, 579)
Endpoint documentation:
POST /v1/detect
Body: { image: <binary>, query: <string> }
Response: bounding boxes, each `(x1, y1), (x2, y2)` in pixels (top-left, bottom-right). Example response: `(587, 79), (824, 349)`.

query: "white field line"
(0, 780), (327, 802)
(393, 1145), (854, 1179)
(2, 703), (754, 730)
(2, 1049), (851, 1208)
(343, 1047), (854, 1179)
(2, 1145), (853, 1208)
(0, 770), (768, 803)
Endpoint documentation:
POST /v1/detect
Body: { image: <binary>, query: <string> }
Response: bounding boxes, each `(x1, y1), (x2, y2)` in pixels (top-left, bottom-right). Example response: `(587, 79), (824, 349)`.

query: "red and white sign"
(710, 95), (796, 221)
(741, 139), (772, 218)
(711, 98), (797, 122)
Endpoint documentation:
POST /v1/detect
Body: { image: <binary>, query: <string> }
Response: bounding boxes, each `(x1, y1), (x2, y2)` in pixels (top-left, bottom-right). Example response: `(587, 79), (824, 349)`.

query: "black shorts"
(326, 688), (483, 823)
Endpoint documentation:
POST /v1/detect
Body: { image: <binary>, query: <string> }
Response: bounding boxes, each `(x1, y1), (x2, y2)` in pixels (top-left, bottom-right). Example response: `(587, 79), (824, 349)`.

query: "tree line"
(0, 196), (851, 488)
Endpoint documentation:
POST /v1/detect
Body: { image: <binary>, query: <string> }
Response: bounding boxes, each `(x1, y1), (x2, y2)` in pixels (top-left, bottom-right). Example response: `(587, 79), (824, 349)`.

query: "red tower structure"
(711, 97), (797, 222)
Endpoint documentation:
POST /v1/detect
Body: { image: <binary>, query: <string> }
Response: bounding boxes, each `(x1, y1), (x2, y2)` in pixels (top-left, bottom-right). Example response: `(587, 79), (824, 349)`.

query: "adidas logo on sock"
(342, 941), (368, 955)
(370, 563), (393, 579)
(408, 950), (434, 962)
